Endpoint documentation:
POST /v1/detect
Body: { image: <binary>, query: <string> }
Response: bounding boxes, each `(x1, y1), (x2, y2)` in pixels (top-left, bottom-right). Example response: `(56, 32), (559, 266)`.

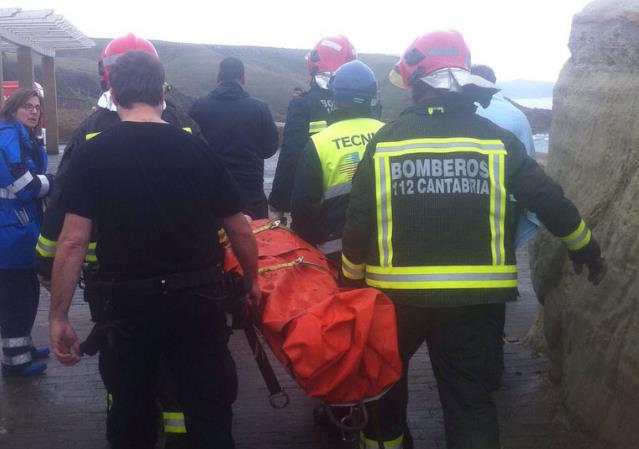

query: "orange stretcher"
(223, 219), (401, 406)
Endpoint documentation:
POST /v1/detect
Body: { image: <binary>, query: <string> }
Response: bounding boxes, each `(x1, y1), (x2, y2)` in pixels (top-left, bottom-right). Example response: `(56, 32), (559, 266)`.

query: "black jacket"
(35, 102), (199, 281)
(342, 98), (601, 307)
(190, 81), (278, 195)
(269, 83), (335, 211)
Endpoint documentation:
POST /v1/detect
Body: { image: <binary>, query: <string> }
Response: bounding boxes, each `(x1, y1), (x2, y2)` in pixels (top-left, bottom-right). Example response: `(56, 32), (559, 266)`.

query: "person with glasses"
(0, 87), (54, 377)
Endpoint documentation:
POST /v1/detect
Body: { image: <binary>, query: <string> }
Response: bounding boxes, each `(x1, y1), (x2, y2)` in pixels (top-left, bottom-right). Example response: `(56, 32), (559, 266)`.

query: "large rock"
(529, 1), (639, 447)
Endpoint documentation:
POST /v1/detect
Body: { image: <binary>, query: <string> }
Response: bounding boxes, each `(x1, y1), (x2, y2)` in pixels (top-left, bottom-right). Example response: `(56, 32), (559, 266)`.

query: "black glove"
(569, 239), (607, 286)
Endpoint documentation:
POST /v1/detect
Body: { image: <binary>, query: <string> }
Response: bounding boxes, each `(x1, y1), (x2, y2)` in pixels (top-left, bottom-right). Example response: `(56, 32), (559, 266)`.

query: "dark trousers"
(98, 287), (238, 449)
(365, 303), (505, 449)
(0, 269), (40, 367)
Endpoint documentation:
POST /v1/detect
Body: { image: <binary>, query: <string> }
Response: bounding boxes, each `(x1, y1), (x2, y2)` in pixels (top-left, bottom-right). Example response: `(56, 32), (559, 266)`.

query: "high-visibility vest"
(311, 117), (383, 255)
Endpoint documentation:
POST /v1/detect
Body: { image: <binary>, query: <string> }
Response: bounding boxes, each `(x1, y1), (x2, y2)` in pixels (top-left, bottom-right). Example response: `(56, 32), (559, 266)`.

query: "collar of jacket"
(328, 106), (374, 124)
(211, 81), (249, 100)
(402, 95), (478, 117)
(0, 117), (32, 150)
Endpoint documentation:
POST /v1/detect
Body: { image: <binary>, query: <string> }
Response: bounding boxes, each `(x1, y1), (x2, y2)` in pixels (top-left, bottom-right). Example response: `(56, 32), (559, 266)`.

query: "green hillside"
(3, 38), (550, 140)
(46, 39), (410, 135)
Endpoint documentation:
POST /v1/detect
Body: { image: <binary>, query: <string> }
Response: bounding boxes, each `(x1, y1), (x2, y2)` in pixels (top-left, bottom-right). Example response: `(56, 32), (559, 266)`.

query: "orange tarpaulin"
(224, 219), (401, 404)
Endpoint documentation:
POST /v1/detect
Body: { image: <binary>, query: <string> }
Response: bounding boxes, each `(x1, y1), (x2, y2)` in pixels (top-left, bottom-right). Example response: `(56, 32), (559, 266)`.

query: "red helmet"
(99, 33), (159, 90)
(306, 35), (357, 78)
(389, 30), (472, 89)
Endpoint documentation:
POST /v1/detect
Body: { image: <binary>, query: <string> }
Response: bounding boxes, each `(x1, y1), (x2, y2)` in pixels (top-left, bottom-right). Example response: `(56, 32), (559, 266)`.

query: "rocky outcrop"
(529, 1), (639, 448)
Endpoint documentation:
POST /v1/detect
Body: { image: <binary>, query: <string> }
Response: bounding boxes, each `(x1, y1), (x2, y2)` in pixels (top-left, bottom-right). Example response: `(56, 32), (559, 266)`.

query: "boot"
(2, 361), (47, 377)
(31, 346), (50, 360)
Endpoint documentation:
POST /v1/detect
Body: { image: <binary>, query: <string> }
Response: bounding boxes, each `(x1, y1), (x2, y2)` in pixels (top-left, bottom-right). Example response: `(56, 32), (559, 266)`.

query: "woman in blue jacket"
(0, 88), (54, 377)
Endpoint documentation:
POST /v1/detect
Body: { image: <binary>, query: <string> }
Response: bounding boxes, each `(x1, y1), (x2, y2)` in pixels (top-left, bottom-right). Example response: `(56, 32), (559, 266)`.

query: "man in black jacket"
(190, 57), (279, 219)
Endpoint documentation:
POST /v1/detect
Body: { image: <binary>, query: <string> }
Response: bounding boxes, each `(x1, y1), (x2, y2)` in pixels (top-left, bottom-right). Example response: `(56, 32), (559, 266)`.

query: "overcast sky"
(13, 0), (592, 82)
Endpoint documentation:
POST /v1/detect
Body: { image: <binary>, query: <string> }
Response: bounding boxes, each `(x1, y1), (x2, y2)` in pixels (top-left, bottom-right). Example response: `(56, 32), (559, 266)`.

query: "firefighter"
(49, 50), (259, 449)
(35, 33), (198, 448)
(341, 30), (606, 449)
(269, 35), (357, 222)
(291, 60), (383, 265)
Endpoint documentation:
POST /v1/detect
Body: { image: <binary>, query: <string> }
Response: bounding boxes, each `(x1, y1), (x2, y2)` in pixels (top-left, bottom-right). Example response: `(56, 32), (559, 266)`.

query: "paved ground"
(0, 153), (600, 449)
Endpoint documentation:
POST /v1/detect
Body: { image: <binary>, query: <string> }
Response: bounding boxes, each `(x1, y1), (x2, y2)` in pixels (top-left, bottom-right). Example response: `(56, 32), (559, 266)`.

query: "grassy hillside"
(44, 39), (410, 138)
(3, 38), (550, 140)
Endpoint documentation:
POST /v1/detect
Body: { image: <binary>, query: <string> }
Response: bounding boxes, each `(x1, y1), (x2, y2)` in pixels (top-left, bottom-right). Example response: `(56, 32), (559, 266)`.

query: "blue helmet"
(329, 60), (378, 107)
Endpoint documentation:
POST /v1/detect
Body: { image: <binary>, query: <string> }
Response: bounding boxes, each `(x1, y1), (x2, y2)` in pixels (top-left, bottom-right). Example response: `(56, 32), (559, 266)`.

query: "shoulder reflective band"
(375, 138), (507, 155)
(561, 219), (592, 251)
(106, 393), (113, 411)
(342, 253), (365, 280)
(7, 171), (33, 194)
(2, 336), (32, 348)
(324, 181), (352, 200)
(364, 265), (517, 290)
(36, 235), (57, 258)
(3, 352), (32, 366)
(85, 132), (101, 140)
(360, 433), (403, 449)
(317, 238), (342, 255)
(85, 241), (97, 262)
(182, 127), (192, 134)
(373, 138), (507, 268)
(163, 412), (186, 434)
(309, 120), (328, 135)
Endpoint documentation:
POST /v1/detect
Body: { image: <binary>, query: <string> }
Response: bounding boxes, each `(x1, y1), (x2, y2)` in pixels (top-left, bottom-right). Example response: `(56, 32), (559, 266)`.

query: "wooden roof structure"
(0, 8), (95, 153)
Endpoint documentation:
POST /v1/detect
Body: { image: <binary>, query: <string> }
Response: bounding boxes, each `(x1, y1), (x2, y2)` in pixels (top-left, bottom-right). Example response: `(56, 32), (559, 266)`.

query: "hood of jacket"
(210, 81), (250, 101)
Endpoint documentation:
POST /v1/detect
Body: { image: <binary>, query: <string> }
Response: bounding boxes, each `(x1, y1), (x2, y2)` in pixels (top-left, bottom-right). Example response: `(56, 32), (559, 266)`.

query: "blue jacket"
(476, 93), (540, 247)
(0, 118), (50, 268)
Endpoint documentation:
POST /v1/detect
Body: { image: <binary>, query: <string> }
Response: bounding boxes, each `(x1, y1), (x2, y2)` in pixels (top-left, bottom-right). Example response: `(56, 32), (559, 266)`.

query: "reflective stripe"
(324, 182), (351, 200)
(36, 235), (57, 258)
(376, 138), (506, 155)
(182, 127), (192, 134)
(489, 153), (506, 265)
(317, 238), (342, 255)
(342, 254), (365, 280)
(106, 393), (113, 411)
(365, 265), (518, 290)
(309, 120), (327, 134)
(360, 432), (403, 449)
(3, 352), (32, 366)
(85, 241), (97, 262)
(2, 336), (32, 348)
(6, 171), (33, 194)
(376, 156), (393, 266)
(561, 219), (592, 251)
(85, 132), (100, 140)
(37, 175), (50, 198)
(0, 188), (16, 199)
(163, 412), (186, 434)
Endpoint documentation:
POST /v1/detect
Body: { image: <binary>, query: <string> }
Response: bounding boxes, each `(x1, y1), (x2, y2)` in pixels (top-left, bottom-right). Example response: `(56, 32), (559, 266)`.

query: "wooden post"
(17, 46), (34, 88)
(41, 55), (59, 154)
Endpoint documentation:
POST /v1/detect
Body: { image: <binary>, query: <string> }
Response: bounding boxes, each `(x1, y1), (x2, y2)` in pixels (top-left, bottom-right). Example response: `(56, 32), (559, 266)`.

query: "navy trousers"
(0, 269), (40, 368)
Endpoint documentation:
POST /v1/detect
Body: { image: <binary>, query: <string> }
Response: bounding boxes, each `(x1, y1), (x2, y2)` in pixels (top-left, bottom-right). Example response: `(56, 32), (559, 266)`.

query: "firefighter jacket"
(0, 118), (51, 268)
(291, 111), (383, 255)
(269, 82), (335, 212)
(341, 100), (599, 307)
(35, 103), (197, 280)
